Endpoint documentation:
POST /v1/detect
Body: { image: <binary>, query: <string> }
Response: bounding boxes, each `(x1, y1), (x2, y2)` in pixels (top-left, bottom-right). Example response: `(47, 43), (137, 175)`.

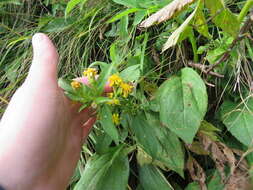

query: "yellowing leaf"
(205, 0), (240, 37)
(139, 0), (197, 28)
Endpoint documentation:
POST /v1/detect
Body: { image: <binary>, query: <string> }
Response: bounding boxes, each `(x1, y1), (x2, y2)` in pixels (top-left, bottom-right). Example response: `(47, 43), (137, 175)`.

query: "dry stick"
(206, 10), (253, 73)
(188, 62), (224, 78)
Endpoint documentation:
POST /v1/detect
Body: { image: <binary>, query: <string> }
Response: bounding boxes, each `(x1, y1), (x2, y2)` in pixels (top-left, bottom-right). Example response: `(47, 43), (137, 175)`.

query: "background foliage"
(1, 0), (253, 189)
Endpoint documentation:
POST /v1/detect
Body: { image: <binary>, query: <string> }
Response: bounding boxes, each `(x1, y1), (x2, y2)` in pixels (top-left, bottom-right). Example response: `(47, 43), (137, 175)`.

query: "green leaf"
(119, 15), (129, 40)
(120, 64), (140, 82)
(112, 0), (139, 8)
(8, 36), (31, 47)
(205, 0), (240, 37)
(192, 1), (212, 39)
(94, 132), (112, 155)
(74, 146), (129, 190)
(139, 164), (173, 190)
(58, 78), (74, 93)
(131, 113), (184, 176)
(65, 0), (87, 17)
(107, 8), (139, 23)
(185, 182), (201, 190)
(42, 17), (75, 33)
(133, 9), (148, 25)
(157, 67), (208, 143)
(100, 105), (119, 144)
(220, 98), (253, 147)
(91, 61), (115, 94)
(207, 170), (224, 190)
(94, 97), (111, 104)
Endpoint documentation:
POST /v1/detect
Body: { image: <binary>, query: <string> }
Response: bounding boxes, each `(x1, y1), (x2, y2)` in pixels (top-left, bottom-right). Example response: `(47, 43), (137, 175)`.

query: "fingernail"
(32, 33), (45, 46)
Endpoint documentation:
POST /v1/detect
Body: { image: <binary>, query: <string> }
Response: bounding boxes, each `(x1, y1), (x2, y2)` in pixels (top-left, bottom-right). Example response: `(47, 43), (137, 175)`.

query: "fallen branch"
(206, 10), (253, 73)
(188, 62), (224, 78)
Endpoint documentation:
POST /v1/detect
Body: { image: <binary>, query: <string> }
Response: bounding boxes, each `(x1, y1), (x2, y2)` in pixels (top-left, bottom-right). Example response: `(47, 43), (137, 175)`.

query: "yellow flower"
(107, 98), (120, 105)
(112, 113), (120, 125)
(108, 74), (123, 87)
(83, 68), (97, 78)
(71, 81), (81, 89)
(120, 82), (133, 98)
(107, 93), (114, 99)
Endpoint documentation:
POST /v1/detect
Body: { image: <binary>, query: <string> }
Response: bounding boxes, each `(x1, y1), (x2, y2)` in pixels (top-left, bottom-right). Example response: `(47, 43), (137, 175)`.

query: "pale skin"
(0, 33), (98, 190)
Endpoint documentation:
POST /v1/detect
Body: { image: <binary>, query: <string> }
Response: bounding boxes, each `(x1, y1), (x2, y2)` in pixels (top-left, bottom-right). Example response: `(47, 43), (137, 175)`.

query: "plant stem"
(238, 0), (253, 23)
(189, 29), (199, 62)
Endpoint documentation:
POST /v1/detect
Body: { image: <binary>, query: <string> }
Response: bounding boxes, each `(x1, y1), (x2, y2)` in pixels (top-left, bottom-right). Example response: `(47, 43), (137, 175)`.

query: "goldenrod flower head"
(71, 81), (81, 89)
(107, 98), (120, 105)
(108, 74), (123, 87)
(112, 113), (120, 125)
(107, 93), (114, 99)
(83, 68), (97, 78)
(120, 82), (133, 98)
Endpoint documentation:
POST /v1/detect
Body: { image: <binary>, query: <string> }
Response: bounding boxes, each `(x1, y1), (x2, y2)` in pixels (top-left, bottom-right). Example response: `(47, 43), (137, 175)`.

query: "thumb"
(26, 33), (59, 85)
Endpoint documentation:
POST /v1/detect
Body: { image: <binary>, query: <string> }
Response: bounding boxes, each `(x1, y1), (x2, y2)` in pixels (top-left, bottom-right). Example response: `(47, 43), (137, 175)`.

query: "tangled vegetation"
(1, 0), (253, 189)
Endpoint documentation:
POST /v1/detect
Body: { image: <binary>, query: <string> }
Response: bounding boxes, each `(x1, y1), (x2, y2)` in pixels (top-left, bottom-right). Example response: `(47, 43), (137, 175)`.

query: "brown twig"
(188, 62), (224, 78)
(206, 10), (253, 73)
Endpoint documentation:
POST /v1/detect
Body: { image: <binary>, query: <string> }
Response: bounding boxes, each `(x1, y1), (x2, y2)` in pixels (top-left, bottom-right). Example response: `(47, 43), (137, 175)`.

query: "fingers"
(73, 107), (96, 128)
(25, 33), (59, 86)
(82, 117), (96, 140)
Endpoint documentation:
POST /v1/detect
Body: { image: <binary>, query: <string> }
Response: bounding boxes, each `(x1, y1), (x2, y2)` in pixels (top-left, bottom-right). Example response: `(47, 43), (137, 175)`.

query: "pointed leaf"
(158, 68), (208, 143)
(131, 114), (184, 176)
(220, 98), (253, 147)
(205, 0), (240, 37)
(74, 146), (129, 190)
(100, 105), (119, 144)
(139, 164), (173, 190)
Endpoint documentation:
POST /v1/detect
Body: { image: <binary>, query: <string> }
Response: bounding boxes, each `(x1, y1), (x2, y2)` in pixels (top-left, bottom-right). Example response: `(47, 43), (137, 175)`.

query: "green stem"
(238, 0), (253, 23)
(189, 29), (198, 63)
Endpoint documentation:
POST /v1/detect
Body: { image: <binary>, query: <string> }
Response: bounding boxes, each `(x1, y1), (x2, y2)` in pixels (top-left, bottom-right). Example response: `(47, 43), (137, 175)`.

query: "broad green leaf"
(42, 17), (75, 32)
(158, 68), (208, 143)
(131, 114), (184, 176)
(107, 8), (139, 23)
(220, 98), (253, 147)
(100, 105), (119, 144)
(74, 146), (129, 190)
(205, 0), (240, 37)
(65, 0), (87, 16)
(120, 64), (140, 82)
(94, 132), (112, 155)
(139, 164), (173, 190)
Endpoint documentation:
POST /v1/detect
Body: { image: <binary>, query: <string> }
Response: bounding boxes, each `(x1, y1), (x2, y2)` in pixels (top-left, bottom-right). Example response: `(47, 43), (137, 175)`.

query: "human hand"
(0, 33), (96, 190)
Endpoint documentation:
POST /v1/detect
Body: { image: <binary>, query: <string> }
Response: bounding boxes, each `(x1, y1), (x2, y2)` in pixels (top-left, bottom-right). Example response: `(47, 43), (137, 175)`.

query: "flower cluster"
(71, 81), (81, 89)
(108, 74), (133, 99)
(107, 74), (134, 126)
(83, 68), (97, 79)
(112, 113), (120, 125)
